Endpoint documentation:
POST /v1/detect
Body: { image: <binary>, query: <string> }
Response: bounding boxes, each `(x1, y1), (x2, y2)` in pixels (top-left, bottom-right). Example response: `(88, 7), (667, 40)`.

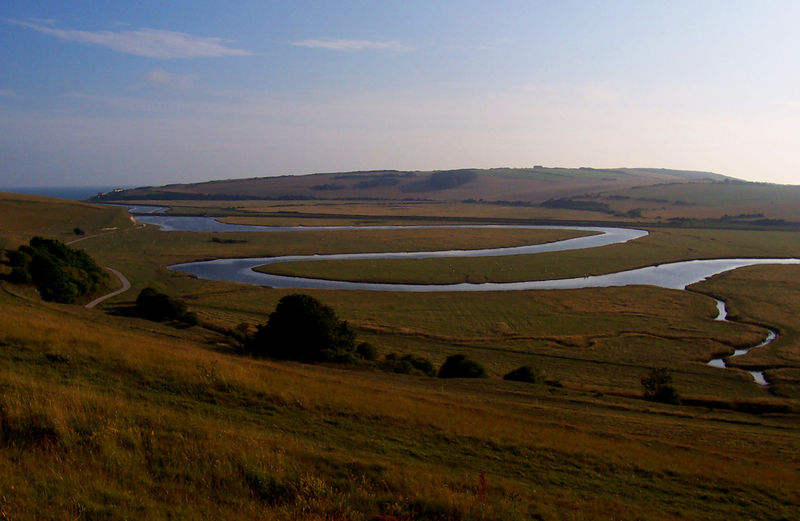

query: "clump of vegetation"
(438, 354), (487, 379)
(3, 236), (107, 303)
(540, 197), (612, 213)
(210, 236), (248, 244)
(136, 288), (197, 325)
(641, 367), (681, 404)
(401, 169), (478, 192)
(379, 353), (437, 376)
(503, 365), (544, 383)
(355, 342), (378, 361)
(248, 294), (370, 363)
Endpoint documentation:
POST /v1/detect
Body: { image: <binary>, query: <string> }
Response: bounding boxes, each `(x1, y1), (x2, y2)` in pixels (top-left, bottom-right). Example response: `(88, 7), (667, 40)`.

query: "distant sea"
(0, 186), (131, 201)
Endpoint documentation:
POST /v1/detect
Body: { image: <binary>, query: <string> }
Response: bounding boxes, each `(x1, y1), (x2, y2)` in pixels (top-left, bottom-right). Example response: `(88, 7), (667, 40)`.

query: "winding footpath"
(65, 227), (132, 309)
(85, 267), (131, 309)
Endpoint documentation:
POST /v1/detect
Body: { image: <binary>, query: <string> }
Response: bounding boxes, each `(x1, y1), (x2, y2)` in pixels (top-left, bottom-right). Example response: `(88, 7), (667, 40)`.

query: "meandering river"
(129, 210), (800, 292)
(130, 207), (798, 385)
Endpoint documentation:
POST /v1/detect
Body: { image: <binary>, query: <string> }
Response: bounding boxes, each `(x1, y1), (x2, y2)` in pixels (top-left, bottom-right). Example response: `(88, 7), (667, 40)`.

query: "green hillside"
(91, 166), (732, 205)
(2, 192), (799, 520)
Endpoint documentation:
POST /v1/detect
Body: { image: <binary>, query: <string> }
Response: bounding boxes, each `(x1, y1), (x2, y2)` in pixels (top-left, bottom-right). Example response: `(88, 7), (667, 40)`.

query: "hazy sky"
(2, 1), (799, 187)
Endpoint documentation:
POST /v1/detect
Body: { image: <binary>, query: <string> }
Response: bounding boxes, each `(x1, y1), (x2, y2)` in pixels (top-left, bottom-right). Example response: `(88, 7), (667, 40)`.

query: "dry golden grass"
(4, 194), (800, 518)
(1, 285), (799, 520)
(0, 193), (132, 248)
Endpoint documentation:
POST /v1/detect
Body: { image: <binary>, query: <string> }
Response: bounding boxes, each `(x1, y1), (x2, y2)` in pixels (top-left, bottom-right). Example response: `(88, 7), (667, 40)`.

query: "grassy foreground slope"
(2, 279), (800, 520)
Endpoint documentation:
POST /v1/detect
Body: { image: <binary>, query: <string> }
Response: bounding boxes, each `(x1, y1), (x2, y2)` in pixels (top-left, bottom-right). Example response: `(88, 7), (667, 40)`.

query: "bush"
(437, 354), (487, 379)
(641, 367), (681, 405)
(181, 311), (200, 326)
(355, 342), (378, 361)
(379, 353), (436, 377)
(503, 366), (543, 383)
(135, 288), (190, 322)
(249, 294), (362, 363)
(3, 237), (107, 303)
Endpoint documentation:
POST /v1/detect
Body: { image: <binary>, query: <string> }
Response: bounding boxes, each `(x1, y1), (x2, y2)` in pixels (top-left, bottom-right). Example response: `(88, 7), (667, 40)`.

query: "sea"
(0, 186), (131, 201)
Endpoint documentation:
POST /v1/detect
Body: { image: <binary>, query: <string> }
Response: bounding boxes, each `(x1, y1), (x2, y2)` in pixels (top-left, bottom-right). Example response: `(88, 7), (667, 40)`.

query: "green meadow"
(2, 194), (799, 520)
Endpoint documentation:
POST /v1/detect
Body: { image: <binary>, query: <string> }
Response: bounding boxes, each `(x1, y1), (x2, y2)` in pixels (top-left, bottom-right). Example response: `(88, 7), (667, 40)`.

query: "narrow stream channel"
(706, 299), (774, 386)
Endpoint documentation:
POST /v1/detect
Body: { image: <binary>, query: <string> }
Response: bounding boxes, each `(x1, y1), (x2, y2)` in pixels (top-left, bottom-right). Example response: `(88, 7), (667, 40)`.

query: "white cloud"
(10, 20), (251, 59)
(0, 89), (15, 97)
(144, 68), (197, 89)
(28, 17), (55, 26)
(291, 38), (413, 52)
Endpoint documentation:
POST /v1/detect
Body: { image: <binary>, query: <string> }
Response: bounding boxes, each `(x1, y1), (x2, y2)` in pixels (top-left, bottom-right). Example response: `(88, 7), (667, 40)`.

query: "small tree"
(249, 294), (358, 362)
(136, 288), (189, 322)
(438, 354), (487, 379)
(379, 353), (436, 377)
(503, 366), (543, 383)
(641, 367), (681, 404)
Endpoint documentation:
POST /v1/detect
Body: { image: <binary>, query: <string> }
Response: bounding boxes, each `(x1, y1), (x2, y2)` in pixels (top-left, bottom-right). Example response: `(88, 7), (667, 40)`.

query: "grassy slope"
(96, 167), (729, 205)
(3, 193), (800, 519)
(0, 193), (133, 248)
(588, 180), (800, 221)
(1, 285), (799, 520)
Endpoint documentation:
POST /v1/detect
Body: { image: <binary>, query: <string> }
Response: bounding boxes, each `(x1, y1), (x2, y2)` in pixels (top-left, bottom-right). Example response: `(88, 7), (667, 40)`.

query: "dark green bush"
(379, 353), (436, 377)
(181, 311), (200, 326)
(3, 237), (107, 303)
(249, 294), (362, 363)
(641, 367), (681, 405)
(355, 342), (378, 361)
(503, 366), (543, 383)
(135, 288), (191, 323)
(437, 354), (487, 379)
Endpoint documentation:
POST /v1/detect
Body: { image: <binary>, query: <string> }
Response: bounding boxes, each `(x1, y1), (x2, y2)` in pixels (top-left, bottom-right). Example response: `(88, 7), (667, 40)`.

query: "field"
(2, 192), (800, 519)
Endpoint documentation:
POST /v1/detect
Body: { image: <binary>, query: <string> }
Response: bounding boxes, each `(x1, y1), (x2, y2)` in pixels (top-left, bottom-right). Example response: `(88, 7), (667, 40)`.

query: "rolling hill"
(92, 166), (731, 204)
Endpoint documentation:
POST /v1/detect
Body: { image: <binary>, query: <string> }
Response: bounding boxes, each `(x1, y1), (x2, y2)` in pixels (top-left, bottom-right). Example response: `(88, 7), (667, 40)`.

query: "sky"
(1, 0), (800, 187)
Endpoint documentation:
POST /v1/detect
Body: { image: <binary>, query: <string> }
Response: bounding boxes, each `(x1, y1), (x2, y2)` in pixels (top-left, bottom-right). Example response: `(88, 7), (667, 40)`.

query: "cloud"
(28, 17), (55, 26)
(144, 68), (197, 89)
(0, 89), (15, 97)
(10, 20), (251, 59)
(291, 38), (413, 52)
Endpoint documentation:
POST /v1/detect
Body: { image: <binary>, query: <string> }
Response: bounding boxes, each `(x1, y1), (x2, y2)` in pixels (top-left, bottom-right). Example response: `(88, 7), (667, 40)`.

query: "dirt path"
(86, 267), (131, 309)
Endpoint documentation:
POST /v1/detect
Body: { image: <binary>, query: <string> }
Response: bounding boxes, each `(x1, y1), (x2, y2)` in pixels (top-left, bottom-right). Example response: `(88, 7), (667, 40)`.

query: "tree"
(379, 353), (436, 376)
(4, 237), (107, 303)
(503, 366), (543, 383)
(641, 367), (681, 404)
(249, 294), (358, 362)
(438, 354), (487, 379)
(135, 288), (189, 322)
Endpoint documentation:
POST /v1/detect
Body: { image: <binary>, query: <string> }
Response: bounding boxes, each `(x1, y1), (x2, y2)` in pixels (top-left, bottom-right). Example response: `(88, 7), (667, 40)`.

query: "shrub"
(136, 288), (190, 322)
(181, 311), (200, 326)
(249, 294), (361, 363)
(379, 353), (436, 377)
(437, 354), (487, 379)
(641, 367), (681, 405)
(3, 237), (107, 303)
(503, 366), (543, 383)
(355, 342), (378, 361)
